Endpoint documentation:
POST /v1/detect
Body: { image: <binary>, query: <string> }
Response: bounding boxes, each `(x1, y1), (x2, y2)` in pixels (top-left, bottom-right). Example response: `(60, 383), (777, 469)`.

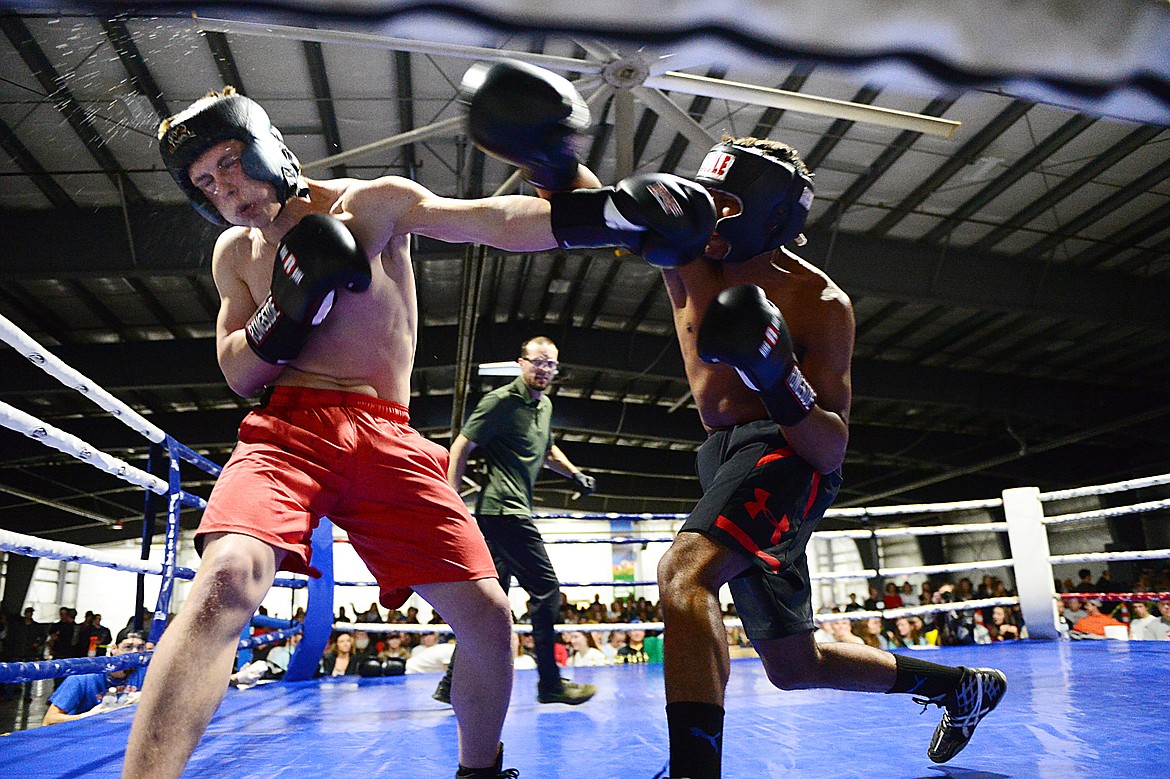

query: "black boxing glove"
(549, 173), (715, 267)
(245, 214), (371, 365)
(569, 470), (596, 498)
(460, 59), (589, 192)
(697, 285), (817, 426)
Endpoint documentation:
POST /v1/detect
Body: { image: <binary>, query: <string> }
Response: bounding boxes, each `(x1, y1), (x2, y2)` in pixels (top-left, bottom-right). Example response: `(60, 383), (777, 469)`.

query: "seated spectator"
(1071, 600), (1125, 638)
(882, 582), (903, 609)
(987, 606), (1021, 641)
(405, 631), (455, 674)
(377, 631), (410, 660)
(826, 614), (864, 645)
(564, 631), (607, 667)
(510, 632), (537, 671)
(1061, 596), (1088, 628)
(853, 616), (890, 650)
(899, 582), (920, 607)
(42, 632), (147, 726)
(320, 632), (359, 676)
(843, 593), (864, 612)
(265, 632), (301, 675)
(888, 616), (931, 648)
(614, 626), (650, 663)
(1150, 600), (1170, 641)
(352, 630), (377, 660)
(812, 610), (836, 644)
(1128, 602), (1161, 640)
(601, 630), (627, 662)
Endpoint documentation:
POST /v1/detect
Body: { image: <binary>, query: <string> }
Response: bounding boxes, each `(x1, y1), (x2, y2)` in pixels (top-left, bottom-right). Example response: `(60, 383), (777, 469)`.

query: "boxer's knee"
(191, 534), (277, 617)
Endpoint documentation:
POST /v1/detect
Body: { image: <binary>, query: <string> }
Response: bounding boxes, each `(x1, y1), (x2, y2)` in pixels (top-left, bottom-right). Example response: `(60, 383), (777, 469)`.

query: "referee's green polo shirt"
(460, 376), (554, 516)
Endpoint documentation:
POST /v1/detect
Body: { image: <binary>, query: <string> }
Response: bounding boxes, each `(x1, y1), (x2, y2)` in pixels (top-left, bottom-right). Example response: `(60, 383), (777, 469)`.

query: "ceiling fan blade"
(630, 86), (717, 151)
(644, 71), (960, 138)
(647, 50), (717, 76)
(302, 116), (464, 171)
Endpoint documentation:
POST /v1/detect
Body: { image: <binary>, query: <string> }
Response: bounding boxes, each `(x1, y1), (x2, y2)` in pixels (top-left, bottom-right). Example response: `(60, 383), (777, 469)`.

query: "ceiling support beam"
(0, 16), (146, 203)
(920, 113), (1097, 246)
(971, 124), (1165, 252)
(100, 18), (172, 119)
(867, 100), (1033, 237)
(202, 30), (245, 92)
(302, 40), (347, 178)
(0, 116), (77, 210)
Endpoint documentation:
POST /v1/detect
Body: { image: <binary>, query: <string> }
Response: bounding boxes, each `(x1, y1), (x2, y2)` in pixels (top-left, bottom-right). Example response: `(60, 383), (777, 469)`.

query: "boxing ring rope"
(0, 316), (321, 685)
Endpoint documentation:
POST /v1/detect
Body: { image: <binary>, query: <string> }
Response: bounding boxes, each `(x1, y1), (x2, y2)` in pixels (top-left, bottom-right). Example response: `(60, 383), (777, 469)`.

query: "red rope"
(1058, 591), (1170, 601)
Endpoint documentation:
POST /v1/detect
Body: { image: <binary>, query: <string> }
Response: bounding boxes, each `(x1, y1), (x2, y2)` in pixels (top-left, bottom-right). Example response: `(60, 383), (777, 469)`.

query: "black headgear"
(693, 142), (814, 263)
(159, 93), (306, 225)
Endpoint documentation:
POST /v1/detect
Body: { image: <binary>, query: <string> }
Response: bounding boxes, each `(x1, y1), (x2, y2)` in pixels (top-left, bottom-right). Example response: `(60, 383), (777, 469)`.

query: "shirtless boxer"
(122, 86), (714, 779)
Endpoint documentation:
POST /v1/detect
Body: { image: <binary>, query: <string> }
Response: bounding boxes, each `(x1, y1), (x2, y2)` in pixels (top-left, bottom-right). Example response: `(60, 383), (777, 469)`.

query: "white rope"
(0, 400), (167, 495)
(827, 497), (1004, 517)
(814, 522), (1008, 540)
(812, 558), (1015, 582)
(0, 313), (165, 443)
(811, 568), (878, 581)
(1040, 472), (1170, 502)
(877, 558), (1015, 578)
(820, 597), (1020, 623)
(1042, 499), (1170, 525)
(1050, 548), (1170, 565)
(0, 528), (164, 576)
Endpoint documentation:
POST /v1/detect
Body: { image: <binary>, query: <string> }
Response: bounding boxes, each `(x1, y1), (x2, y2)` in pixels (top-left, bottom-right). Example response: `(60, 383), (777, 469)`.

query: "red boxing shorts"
(198, 386), (497, 608)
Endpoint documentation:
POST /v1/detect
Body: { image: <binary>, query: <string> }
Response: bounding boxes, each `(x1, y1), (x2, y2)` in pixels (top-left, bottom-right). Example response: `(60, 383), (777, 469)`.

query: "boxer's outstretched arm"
(337, 176), (561, 257)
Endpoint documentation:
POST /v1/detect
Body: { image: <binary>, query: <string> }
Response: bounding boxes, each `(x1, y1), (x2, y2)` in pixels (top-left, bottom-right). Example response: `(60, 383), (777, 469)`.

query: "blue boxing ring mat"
(4, 642), (1167, 779)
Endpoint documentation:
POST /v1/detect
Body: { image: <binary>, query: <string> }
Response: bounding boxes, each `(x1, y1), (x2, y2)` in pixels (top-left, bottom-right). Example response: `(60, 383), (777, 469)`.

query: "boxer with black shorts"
(460, 60), (1008, 779)
(124, 87), (714, 779)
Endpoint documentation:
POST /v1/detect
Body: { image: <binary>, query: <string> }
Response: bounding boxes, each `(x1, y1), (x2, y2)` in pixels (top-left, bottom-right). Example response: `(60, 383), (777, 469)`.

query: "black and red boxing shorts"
(198, 386), (497, 609)
(681, 419), (842, 641)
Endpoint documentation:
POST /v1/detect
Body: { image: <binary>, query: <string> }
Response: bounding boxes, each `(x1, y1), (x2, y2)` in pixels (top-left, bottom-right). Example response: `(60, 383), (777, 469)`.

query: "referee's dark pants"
(437, 512), (564, 697)
(476, 513), (563, 694)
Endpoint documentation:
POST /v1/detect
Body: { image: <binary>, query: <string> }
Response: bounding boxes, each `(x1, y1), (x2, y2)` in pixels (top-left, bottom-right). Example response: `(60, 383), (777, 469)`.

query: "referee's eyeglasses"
(520, 357), (559, 371)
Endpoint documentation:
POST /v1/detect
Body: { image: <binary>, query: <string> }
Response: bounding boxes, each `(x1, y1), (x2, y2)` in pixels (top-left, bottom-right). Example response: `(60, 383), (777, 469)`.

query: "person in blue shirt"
(42, 632), (148, 726)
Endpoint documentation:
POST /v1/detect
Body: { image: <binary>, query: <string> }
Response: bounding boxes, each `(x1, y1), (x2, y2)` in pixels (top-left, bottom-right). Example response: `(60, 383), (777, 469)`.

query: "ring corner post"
(1003, 486), (1060, 640)
(284, 517), (335, 681)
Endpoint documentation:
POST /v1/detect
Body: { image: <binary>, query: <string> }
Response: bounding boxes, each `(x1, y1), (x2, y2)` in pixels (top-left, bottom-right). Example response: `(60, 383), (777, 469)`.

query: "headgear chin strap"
(694, 142), (814, 264)
(159, 93), (307, 226)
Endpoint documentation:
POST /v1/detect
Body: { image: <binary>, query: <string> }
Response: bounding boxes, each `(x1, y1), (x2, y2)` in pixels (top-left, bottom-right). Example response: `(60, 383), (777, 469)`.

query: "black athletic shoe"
(432, 676), (452, 705)
(455, 744), (518, 778)
(537, 678), (596, 705)
(454, 768), (518, 779)
(918, 666), (1007, 763)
